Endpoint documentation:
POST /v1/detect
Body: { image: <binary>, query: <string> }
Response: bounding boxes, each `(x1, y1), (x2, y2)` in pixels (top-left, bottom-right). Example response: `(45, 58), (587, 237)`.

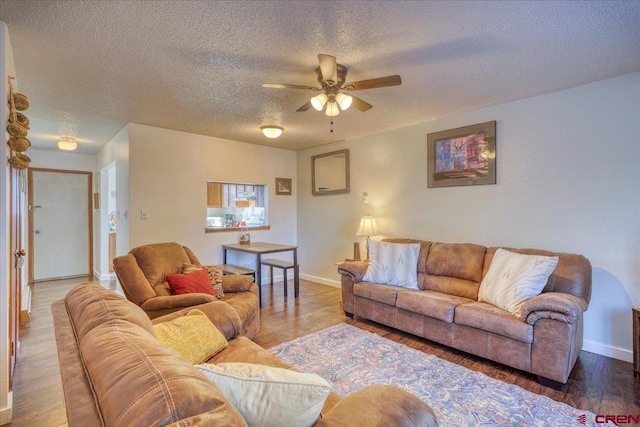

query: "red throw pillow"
(166, 269), (214, 296)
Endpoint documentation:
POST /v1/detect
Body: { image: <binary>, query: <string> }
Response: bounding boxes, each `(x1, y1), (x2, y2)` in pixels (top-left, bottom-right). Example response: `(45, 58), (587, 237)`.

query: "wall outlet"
(140, 209), (149, 220)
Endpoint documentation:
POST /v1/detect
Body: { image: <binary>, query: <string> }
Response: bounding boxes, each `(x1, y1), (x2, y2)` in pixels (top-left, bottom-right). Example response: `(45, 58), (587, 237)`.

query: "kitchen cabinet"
(207, 183), (223, 207)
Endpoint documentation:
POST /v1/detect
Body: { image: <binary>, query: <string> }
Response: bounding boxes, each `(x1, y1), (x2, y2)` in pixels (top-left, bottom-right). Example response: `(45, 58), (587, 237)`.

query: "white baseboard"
(262, 273), (340, 288)
(300, 273), (340, 289)
(0, 392), (12, 425)
(583, 340), (633, 363)
(93, 270), (114, 282)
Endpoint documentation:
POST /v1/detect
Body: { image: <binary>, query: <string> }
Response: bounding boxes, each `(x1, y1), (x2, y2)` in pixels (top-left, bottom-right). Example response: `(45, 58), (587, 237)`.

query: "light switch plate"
(140, 209), (149, 219)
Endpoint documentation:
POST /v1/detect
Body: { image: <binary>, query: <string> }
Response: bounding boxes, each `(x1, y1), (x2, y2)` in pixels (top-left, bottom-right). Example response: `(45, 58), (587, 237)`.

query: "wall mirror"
(312, 149), (350, 196)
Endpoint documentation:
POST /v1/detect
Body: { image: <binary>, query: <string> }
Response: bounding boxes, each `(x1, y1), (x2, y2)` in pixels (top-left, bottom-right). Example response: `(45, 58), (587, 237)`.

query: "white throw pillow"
(362, 241), (421, 289)
(196, 362), (331, 427)
(478, 248), (559, 316)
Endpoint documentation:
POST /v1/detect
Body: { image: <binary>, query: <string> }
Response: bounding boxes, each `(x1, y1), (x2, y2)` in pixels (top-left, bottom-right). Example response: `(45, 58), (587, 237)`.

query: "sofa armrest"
(140, 294), (218, 312)
(337, 261), (369, 282)
(316, 385), (437, 427)
(151, 300), (243, 340)
(520, 292), (588, 325)
(221, 275), (254, 293)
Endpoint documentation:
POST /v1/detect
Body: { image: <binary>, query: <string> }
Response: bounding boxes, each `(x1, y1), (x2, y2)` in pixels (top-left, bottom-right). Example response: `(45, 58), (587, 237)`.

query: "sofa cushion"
(454, 301), (534, 343)
(484, 247), (592, 305)
(354, 282), (406, 306)
(363, 241), (421, 289)
(112, 254), (157, 304)
(396, 290), (474, 323)
(65, 284), (154, 341)
(423, 242), (486, 299)
(80, 319), (247, 426)
(425, 242), (486, 282)
(478, 248), (559, 316)
(153, 309), (228, 364)
(196, 362), (331, 427)
(130, 242), (191, 289)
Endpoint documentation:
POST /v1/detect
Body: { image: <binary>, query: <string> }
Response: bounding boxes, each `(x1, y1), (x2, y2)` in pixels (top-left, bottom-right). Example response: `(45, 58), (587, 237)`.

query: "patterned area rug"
(269, 323), (610, 427)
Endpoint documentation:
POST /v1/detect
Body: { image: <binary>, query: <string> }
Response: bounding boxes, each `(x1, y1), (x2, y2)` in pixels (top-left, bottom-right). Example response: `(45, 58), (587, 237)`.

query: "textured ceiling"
(1, 1), (639, 153)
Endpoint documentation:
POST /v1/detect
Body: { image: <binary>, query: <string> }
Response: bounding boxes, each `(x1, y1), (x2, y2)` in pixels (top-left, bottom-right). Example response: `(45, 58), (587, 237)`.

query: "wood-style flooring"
(6, 277), (639, 426)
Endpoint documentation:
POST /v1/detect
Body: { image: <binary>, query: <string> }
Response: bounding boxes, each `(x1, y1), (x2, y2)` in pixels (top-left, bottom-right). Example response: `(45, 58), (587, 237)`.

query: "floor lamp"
(355, 215), (379, 260)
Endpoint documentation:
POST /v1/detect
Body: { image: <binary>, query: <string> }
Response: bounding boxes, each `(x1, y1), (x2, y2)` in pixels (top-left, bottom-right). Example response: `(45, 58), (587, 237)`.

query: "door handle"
(34, 230), (40, 234)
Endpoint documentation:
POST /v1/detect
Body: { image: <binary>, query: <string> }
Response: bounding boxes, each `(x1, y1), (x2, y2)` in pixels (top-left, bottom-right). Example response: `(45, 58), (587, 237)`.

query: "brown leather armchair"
(113, 242), (260, 338)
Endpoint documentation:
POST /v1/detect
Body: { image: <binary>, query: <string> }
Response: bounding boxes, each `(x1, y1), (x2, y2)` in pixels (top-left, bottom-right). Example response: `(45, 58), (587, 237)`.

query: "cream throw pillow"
(153, 309), (228, 364)
(362, 241), (421, 289)
(196, 362), (331, 427)
(478, 248), (559, 316)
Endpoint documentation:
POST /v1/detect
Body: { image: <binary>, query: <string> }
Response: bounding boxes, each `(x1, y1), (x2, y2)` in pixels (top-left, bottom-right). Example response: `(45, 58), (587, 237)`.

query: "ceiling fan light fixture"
(325, 102), (340, 117)
(310, 93), (328, 111)
(57, 137), (77, 151)
(261, 125), (283, 139)
(335, 93), (352, 110)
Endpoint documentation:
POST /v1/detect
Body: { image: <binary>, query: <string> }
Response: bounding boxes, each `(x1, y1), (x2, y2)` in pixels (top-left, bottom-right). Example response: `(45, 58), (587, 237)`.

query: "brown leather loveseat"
(52, 284), (438, 426)
(338, 239), (592, 385)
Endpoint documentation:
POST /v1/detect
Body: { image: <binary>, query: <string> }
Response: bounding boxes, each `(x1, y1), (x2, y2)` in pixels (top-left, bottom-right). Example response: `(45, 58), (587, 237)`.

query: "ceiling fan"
(262, 54), (401, 117)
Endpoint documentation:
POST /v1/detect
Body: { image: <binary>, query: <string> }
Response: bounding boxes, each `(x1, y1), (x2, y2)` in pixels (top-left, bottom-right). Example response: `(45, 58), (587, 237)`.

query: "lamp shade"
(261, 126), (283, 138)
(325, 101), (340, 117)
(356, 215), (379, 237)
(335, 93), (352, 110)
(57, 137), (77, 151)
(311, 93), (328, 111)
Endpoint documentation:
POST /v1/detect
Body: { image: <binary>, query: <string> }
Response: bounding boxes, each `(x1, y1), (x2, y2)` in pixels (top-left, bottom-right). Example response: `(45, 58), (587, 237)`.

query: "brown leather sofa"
(52, 284), (438, 427)
(113, 242), (260, 338)
(338, 239), (592, 385)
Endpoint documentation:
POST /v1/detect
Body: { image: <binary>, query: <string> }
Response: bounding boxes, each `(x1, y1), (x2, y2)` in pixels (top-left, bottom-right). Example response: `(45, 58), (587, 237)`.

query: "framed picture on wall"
(427, 121), (496, 188)
(275, 177), (292, 195)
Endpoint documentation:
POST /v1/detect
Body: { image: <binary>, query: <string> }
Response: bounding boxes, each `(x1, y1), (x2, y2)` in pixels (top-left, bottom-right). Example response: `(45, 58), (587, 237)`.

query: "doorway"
(100, 162), (116, 278)
(28, 168), (93, 282)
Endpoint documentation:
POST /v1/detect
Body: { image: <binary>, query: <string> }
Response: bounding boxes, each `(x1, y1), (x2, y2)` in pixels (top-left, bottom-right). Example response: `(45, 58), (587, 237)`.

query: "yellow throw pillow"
(153, 309), (228, 364)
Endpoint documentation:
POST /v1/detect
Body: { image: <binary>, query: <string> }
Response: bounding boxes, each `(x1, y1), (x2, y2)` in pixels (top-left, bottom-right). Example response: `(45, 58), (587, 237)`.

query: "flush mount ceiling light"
(261, 125), (283, 139)
(57, 137), (77, 151)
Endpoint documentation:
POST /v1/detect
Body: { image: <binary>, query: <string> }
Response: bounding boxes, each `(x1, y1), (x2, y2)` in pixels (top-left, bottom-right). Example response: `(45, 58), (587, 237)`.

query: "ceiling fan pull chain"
(330, 119), (334, 133)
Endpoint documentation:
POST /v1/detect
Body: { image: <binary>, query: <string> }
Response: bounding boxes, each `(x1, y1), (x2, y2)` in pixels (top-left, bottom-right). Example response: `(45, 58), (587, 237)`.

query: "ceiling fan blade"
(318, 54), (338, 85)
(349, 95), (373, 112)
(345, 75), (402, 91)
(262, 83), (320, 91)
(296, 101), (313, 112)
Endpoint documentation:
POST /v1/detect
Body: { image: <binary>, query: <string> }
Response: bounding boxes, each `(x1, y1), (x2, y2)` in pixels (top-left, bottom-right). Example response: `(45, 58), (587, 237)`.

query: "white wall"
(0, 20), (14, 426)
(297, 72), (640, 362)
(128, 124), (297, 282)
(96, 125), (130, 279)
(27, 149), (96, 171)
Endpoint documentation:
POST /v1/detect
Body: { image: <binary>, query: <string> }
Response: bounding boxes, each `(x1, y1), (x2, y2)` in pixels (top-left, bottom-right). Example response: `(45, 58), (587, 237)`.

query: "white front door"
(29, 169), (92, 281)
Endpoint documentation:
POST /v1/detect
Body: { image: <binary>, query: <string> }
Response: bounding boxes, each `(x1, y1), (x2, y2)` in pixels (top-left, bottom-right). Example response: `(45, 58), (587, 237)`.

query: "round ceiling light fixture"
(261, 126), (283, 139)
(57, 137), (78, 151)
